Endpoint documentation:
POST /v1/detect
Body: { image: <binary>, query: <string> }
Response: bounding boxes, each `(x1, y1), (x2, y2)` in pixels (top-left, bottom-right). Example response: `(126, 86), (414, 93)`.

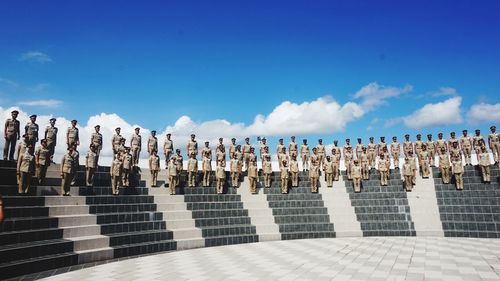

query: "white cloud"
(18, 99), (63, 108)
(466, 102), (500, 124)
(353, 82), (412, 111)
(432, 87), (457, 97)
(401, 97), (463, 129)
(19, 51), (52, 63)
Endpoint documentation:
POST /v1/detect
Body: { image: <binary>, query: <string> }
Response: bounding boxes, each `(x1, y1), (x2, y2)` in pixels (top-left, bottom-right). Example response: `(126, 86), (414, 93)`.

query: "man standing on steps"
(450, 141), (462, 163)
(17, 144), (35, 194)
(25, 114), (39, 148)
(276, 138), (285, 159)
(367, 137), (377, 169)
(331, 147), (341, 181)
(488, 126), (499, 164)
(448, 132), (460, 154)
(288, 136), (298, 160)
(4, 110), (20, 161)
(280, 160), (289, 194)
(85, 145), (98, 187)
(414, 134), (424, 173)
(309, 150), (319, 193)
(360, 147), (369, 180)
(426, 134), (436, 167)
(216, 159), (226, 194)
(438, 147), (451, 184)
(403, 134), (413, 159)
(111, 127), (122, 155)
(451, 155), (464, 190)
(377, 136), (387, 158)
(472, 129), (484, 163)
(35, 139), (50, 185)
(60, 145), (76, 196)
(316, 139), (326, 170)
(342, 138), (352, 162)
(44, 118), (57, 163)
(289, 155), (299, 187)
(167, 158), (177, 195)
(420, 144), (430, 178)
(435, 133), (448, 154)
(344, 146), (354, 180)
(323, 156), (334, 187)
(262, 155), (272, 188)
(148, 149), (160, 187)
(258, 137), (268, 168)
(147, 130), (158, 156)
(247, 158), (258, 194)
(130, 127), (141, 166)
(460, 130), (473, 166)
(90, 125), (103, 164)
(201, 142), (212, 187)
(408, 151), (417, 185)
(172, 149), (183, 187)
(355, 138), (364, 160)
(300, 139), (310, 171)
(163, 133), (173, 165)
(402, 158), (413, 192)
(478, 146), (491, 183)
(351, 160), (362, 193)
(186, 134), (198, 157)
(230, 153), (240, 188)
(122, 147), (133, 187)
(111, 153), (123, 195)
(390, 136), (401, 169)
(242, 137), (251, 171)
(378, 153), (389, 186)
(215, 137), (225, 155)
(66, 120), (79, 149)
(229, 138), (237, 159)
(187, 153), (198, 187)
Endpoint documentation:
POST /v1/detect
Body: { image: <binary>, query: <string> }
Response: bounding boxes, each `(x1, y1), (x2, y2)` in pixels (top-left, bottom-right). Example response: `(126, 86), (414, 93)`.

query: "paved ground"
(41, 237), (500, 281)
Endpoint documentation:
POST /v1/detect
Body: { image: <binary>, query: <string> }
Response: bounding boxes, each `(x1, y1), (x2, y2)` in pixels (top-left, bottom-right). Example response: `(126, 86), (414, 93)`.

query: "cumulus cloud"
(19, 51), (52, 63)
(18, 99), (63, 108)
(402, 97), (463, 129)
(353, 82), (412, 111)
(466, 102), (500, 124)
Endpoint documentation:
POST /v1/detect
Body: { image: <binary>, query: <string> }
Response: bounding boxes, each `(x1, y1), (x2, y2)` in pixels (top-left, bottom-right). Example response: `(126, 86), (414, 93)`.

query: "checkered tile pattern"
(41, 237), (500, 281)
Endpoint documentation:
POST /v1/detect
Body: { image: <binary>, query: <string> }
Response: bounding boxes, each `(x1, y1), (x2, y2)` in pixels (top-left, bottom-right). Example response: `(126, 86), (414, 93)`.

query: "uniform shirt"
(377, 142), (387, 154)
(342, 144), (351, 156)
(390, 142), (400, 154)
(45, 126), (58, 144)
(324, 161), (334, 173)
(378, 159), (389, 171)
(414, 140), (424, 155)
(111, 158), (123, 176)
(122, 153), (133, 170)
(16, 141), (28, 160)
(216, 143), (225, 154)
(276, 143), (285, 155)
(420, 151), (429, 163)
(309, 165), (319, 178)
(351, 165), (362, 178)
(435, 139), (447, 152)
(67, 127), (79, 144)
(5, 118), (20, 137)
(280, 166), (289, 179)
(262, 160), (272, 174)
(216, 151), (225, 163)
(216, 165), (226, 179)
(460, 136), (473, 148)
(316, 144), (326, 155)
(25, 121), (39, 140)
(187, 158), (198, 172)
(187, 140), (198, 153)
(402, 163), (413, 176)
(149, 155), (160, 171)
(247, 163), (258, 178)
(230, 158), (240, 172)
(17, 151), (35, 173)
(242, 143), (251, 154)
(71, 150), (80, 170)
(203, 158), (212, 171)
(229, 144), (237, 158)
(489, 133), (499, 144)
(300, 144), (310, 157)
(85, 151), (98, 169)
(288, 142), (298, 153)
(451, 161), (463, 174)
(479, 152), (491, 166)
(35, 146), (50, 166)
(426, 141), (435, 153)
(448, 138), (459, 149)
(163, 139), (173, 152)
(355, 144), (364, 154)
(439, 154), (450, 168)
(91, 132), (103, 147)
(289, 159), (299, 173)
(148, 136), (158, 152)
(173, 154), (183, 169)
(403, 141), (413, 153)
(331, 153), (341, 165)
(202, 147), (212, 160)
(168, 162), (177, 176)
(247, 152), (256, 163)
(61, 152), (75, 174)
(473, 135), (484, 148)
(112, 134), (122, 146)
(131, 133), (142, 148)
(360, 153), (369, 165)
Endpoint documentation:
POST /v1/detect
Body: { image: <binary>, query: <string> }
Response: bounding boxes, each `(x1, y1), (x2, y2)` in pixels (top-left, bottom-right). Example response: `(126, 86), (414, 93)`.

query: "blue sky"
(0, 0), (499, 161)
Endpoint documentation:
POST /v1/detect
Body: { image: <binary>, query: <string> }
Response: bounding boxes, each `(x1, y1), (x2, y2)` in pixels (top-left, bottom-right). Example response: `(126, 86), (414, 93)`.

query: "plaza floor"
(40, 237), (500, 281)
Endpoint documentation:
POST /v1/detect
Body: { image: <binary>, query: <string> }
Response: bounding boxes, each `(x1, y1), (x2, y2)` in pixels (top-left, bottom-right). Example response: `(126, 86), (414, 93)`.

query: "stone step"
(113, 240), (177, 258)
(0, 239), (73, 264)
(70, 235), (110, 251)
(0, 252), (78, 280)
(205, 234), (258, 247)
(61, 224), (101, 238)
(76, 247), (114, 264)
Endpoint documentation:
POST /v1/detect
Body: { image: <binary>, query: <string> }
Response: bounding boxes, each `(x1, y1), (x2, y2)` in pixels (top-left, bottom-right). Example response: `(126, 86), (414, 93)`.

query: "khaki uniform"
(420, 151), (430, 178)
(242, 144), (251, 170)
(351, 165), (362, 193)
(367, 143), (377, 169)
(70, 150), (79, 186)
(473, 135), (484, 162)
(85, 150), (98, 187)
(479, 152), (491, 183)
(187, 158), (198, 187)
(67, 127), (79, 147)
(300, 144), (310, 170)
(17, 150), (35, 193)
(439, 153), (451, 184)
(247, 162), (258, 194)
(355, 144), (364, 160)
(316, 144), (326, 169)
(390, 142), (401, 168)
(168, 161), (177, 194)
(131, 133), (142, 165)
(359, 152), (369, 180)
(229, 143), (237, 159)
(16, 141), (27, 162)
(187, 140), (198, 157)
(91, 132), (103, 157)
(344, 151), (353, 180)
(173, 154), (183, 186)
(147, 136), (158, 155)
(259, 143), (268, 167)
(414, 140), (423, 168)
(276, 143), (285, 168)
(35, 146), (50, 185)
(45, 126), (58, 161)
(111, 157), (123, 194)
(111, 134), (122, 155)
(262, 159), (272, 188)
(451, 160), (464, 190)
(324, 160), (334, 187)
(148, 154), (160, 187)
(309, 163), (319, 193)
(277, 152), (288, 169)
(234, 150), (243, 173)
(163, 138), (173, 164)
(409, 156), (417, 185)
(331, 153), (341, 181)
(25, 121), (39, 146)
(402, 163), (413, 191)
(202, 148), (212, 187)
(3, 118), (20, 160)
(448, 138), (459, 152)
(289, 141), (298, 158)
(230, 158), (240, 187)
(280, 166), (289, 194)
(378, 158), (389, 186)
(289, 159), (299, 187)
(450, 147), (462, 162)
(403, 140), (413, 158)
(489, 133), (499, 163)
(426, 140), (436, 167)
(377, 142), (387, 157)
(216, 163), (225, 193)
(122, 153), (132, 187)
(216, 150), (226, 167)
(435, 139), (447, 154)
(460, 135), (473, 165)
(60, 152), (75, 195)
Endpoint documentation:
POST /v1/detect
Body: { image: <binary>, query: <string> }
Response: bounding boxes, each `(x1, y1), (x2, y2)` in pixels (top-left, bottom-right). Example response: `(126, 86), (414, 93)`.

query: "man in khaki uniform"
(342, 138), (352, 161)
(355, 138), (364, 160)
(235, 145), (243, 173)
(408, 151), (417, 185)
(216, 137), (225, 155)
(186, 134), (198, 157)
(60, 145), (76, 196)
(324, 156), (334, 187)
(460, 130), (473, 166)
(402, 158), (413, 191)
(344, 146), (354, 180)
(90, 125), (103, 164)
(360, 147), (369, 180)
(488, 126), (499, 164)
(378, 153), (389, 186)
(230, 153), (240, 187)
(420, 144), (430, 178)
(414, 134), (424, 170)
(25, 114), (39, 147)
(331, 148), (341, 181)
(148, 149), (160, 187)
(435, 133), (448, 154)
(277, 147), (288, 169)
(122, 147), (133, 187)
(70, 143), (80, 186)
(309, 156), (319, 193)
(258, 136), (268, 167)
(262, 155), (272, 188)
(448, 132), (459, 154)
(438, 147), (451, 184)
(187, 153), (198, 187)
(130, 127), (142, 166)
(147, 130), (158, 156)
(289, 136), (298, 159)
(85, 145), (98, 187)
(450, 141), (462, 163)
(247, 147), (257, 171)
(242, 137), (251, 171)
(173, 149), (183, 187)
(35, 139), (50, 185)
(300, 139), (310, 171)
(351, 160), (362, 193)
(229, 138), (237, 159)
(17, 144), (35, 194)
(163, 133), (173, 165)
(451, 157), (464, 190)
(201, 141), (212, 187)
(472, 129), (485, 164)
(276, 138), (285, 157)
(111, 153), (123, 195)
(377, 137), (387, 158)
(426, 134), (436, 167)
(16, 134), (29, 163)
(216, 160), (226, 194)
(3, 110), (20, 161)
(390, 136), (401, 169)
(316, 139), (326, 169)
(280, 160), (289, 194)
(66, 120), (80, 149)
(167, 158), (177, 194)
(261, 146), (270, 170)
(44, 118), (57, 163)
(367, 137), (377, 169)
(403, 134), (413, 159)
(478, 146), (491, 183)
(248, 158), (258, 194)
(289, 155), (299, 187)
(216, 144), (226, 167)
(112, 127), (122, 155)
